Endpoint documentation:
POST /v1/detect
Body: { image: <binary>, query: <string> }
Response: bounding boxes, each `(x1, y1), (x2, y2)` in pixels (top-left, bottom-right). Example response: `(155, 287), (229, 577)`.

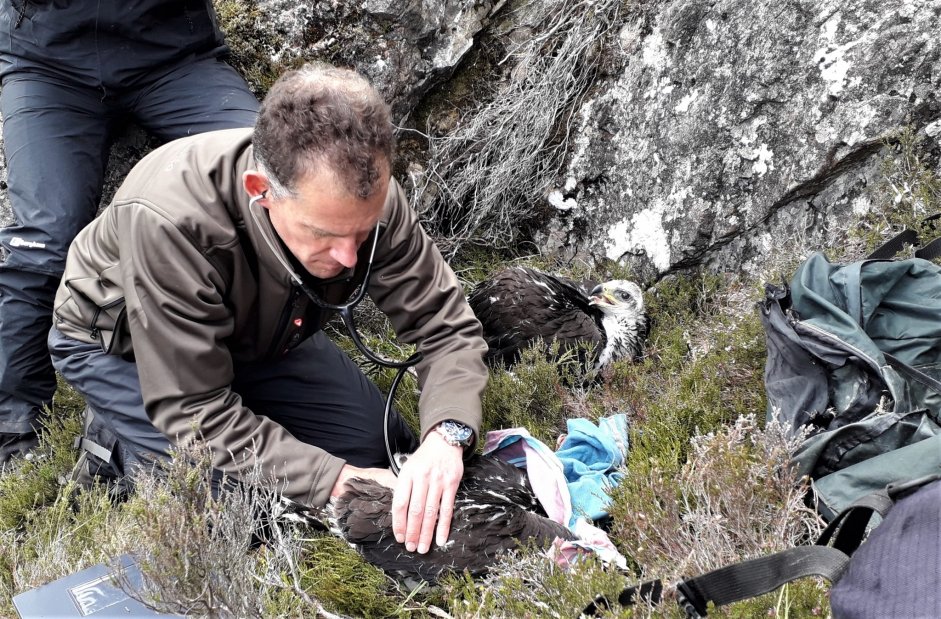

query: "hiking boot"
(0, 430), (39, 468)
(63, 449), (130, 501)
(65, 451), (98, 489)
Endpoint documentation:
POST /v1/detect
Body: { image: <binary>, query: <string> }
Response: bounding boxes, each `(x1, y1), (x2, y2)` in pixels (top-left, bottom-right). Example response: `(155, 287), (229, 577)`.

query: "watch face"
(439, 420), (473, 445)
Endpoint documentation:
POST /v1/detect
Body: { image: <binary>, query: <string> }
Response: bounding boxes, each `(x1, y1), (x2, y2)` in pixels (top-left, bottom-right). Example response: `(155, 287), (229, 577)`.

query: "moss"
(443, 551), (640, 618)
(481, 344), (586, 445)
(213, 0), (295, 97)
(298, 534), (409, 618)
(603, 273), (766, 480)
(714, 580), (829, 618)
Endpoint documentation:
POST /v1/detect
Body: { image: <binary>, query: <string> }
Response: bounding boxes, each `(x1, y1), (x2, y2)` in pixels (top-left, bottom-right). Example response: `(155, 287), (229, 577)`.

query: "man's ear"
(243, 171), (270, 207)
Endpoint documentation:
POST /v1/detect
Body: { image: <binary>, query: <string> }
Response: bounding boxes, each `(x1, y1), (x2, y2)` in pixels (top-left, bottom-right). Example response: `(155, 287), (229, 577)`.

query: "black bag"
(828, 476), (941, 618)
(583, 475), (941, 618)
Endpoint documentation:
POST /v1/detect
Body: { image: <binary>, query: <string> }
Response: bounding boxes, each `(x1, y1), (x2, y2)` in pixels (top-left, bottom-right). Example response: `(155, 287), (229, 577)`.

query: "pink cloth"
(484, 428), (627, 571)
(484, 427), (571, 525)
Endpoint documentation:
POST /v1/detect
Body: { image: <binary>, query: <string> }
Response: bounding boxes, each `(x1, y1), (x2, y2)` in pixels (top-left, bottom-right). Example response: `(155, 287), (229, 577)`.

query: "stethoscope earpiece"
(248, 190), (268, 209)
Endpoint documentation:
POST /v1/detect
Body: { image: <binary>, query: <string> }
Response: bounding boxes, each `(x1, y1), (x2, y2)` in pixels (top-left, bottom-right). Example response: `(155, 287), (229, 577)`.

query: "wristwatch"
(434, 420), (474, 448)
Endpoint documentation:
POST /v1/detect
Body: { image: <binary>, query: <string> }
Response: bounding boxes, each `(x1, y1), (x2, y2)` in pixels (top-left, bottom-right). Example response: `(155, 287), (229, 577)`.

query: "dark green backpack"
(760, 251), (941, 518)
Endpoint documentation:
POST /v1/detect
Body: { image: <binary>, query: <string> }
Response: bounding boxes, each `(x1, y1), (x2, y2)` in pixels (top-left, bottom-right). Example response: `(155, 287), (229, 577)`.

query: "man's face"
(264, 165), (389, 279)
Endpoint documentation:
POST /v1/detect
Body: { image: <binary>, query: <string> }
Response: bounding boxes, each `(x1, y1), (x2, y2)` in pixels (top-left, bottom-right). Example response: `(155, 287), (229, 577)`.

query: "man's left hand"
(391, 431), (464, 554)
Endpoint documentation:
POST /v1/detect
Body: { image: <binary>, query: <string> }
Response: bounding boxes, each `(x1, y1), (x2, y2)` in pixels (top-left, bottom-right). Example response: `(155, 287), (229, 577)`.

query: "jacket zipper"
(88, 297), (126, 340)
(267, 286), (304, 358)
(794, 315), (883, 372)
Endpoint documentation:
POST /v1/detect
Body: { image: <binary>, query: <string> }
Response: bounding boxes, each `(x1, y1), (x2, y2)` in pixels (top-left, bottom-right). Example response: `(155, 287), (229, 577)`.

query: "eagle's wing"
(468, 267), (602, 364)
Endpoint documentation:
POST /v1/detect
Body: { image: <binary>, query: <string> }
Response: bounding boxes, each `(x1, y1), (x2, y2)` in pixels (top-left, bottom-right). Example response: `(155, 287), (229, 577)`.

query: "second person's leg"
(0, 76), (114, 461)
(127, 55), (259, 139)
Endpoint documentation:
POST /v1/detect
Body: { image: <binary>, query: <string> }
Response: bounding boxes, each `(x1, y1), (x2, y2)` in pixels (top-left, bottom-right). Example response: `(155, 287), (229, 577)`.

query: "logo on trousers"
(10, 237), (46, 249)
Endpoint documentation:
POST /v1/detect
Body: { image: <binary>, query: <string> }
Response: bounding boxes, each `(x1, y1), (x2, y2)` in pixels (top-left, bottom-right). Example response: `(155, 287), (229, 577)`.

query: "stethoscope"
(249, 193), (422, 475)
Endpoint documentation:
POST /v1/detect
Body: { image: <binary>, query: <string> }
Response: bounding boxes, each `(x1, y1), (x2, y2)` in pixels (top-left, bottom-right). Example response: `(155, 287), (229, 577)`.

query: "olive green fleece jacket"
(53, 127), (489, 508)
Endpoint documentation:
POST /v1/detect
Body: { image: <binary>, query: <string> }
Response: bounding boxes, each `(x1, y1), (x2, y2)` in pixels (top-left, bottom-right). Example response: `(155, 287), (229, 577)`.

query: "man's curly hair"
(253, 62), (394, 200)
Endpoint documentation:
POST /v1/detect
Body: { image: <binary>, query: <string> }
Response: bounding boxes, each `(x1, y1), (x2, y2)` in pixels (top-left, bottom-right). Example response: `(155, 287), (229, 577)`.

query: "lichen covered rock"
(542, 0), (941, 280)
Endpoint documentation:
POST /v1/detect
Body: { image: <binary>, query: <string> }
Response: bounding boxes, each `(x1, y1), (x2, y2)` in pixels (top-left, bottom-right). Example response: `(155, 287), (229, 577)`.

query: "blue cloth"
(556, 414), (629, 522)
(484, 422), (629, 569)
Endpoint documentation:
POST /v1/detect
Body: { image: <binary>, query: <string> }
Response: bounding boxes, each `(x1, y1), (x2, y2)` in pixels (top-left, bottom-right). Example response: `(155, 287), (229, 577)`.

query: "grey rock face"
(5, 0), (937, 286)
(542, 0), (941, 281)
(257, 0), (498, 122)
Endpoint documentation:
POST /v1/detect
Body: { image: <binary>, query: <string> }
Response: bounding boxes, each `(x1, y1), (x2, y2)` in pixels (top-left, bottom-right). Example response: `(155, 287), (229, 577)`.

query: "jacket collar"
(247, 196), (309, 287)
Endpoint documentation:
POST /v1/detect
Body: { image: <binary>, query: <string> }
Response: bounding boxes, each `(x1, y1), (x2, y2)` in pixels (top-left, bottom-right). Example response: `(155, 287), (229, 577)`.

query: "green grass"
(0, 377), (83, 532)
(442, 551), (635, 617)
(298, 535), (413, 617)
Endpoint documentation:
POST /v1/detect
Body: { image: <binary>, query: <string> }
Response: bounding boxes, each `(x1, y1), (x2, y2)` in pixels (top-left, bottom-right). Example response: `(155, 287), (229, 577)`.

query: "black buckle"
(675, 580), (707, 618)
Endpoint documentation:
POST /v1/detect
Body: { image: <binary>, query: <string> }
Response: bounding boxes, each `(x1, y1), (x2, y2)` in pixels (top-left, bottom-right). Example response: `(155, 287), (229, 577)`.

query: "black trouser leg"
(0, 76), (112, 437)
(126, 56), (258, 139)
(234, 332), (420, 468)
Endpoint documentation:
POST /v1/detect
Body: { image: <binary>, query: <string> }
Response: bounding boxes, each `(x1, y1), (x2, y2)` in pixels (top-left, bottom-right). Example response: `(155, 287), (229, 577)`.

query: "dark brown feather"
(468, 266), (648, 369)
(468, 266), (603, 366)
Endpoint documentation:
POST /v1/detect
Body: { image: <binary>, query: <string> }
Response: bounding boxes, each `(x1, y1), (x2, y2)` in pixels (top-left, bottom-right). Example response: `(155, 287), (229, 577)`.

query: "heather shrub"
(849, 125), (941, 259)
(414, 0), (625, 254)
(609, 415), (822, 580)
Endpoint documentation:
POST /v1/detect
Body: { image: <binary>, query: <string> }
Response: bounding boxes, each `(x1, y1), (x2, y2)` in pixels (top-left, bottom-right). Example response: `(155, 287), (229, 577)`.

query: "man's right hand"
(330, 463), (397, 498)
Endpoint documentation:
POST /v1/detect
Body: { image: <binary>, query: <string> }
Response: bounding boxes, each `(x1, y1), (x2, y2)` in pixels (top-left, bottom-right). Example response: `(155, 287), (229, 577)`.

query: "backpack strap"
(581, 579), (664, 616)
(672, 546), (850, 617)
(582, 547), (850, 618)
(816, 487), (893, 554)
(867, 228), (919, 260)
(866, 213), (941, 260)
(915, 235), (941, 261)
(917, 213), (941, 260)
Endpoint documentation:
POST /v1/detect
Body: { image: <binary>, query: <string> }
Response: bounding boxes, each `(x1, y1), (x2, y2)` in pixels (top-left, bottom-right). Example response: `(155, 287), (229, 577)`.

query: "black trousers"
(48, 327), (418, 483)
(0, 57), (259, 434)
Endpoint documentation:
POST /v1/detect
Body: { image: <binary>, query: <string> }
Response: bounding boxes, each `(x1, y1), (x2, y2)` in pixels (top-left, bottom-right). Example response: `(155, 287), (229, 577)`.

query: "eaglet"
(467, 266), (648, 370)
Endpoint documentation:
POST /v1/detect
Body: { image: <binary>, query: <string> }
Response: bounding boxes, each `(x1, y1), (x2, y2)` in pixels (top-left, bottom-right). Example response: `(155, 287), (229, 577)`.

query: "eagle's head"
(587, 280), (647, 367)
(587, 280), (644, 316)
